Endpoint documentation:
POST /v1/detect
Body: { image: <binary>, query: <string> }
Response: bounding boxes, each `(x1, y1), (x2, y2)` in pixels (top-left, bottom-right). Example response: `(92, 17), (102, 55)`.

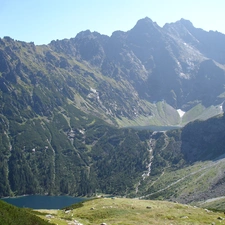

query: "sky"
(0, 0), (225, 45)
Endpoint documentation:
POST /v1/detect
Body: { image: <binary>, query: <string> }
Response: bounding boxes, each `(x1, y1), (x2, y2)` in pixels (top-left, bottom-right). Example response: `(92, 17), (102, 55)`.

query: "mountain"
(49, 17), (225, 111)
(134, 114), (225, 207)
(1, 18), (225, 128)
(1, 17), (225, 207)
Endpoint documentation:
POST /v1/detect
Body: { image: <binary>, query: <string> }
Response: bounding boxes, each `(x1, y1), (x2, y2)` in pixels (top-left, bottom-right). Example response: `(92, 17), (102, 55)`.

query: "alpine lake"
(1, 195), (85, 209)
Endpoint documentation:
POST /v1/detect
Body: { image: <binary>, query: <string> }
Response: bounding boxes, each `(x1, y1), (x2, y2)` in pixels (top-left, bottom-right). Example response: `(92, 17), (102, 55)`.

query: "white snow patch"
(90, 87), (97, 93)
(179, 72), (190, 79)
(177, 109), (185, 117)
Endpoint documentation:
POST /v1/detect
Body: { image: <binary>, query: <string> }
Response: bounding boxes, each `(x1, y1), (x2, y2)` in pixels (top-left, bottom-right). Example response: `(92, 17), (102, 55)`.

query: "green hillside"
(133, 114), (225, 208)
(0, 200), (51, 225)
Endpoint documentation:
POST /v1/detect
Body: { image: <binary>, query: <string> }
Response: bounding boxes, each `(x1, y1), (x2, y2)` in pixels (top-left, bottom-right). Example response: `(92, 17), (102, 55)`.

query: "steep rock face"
(165, 18), (225, 64)
(52, 17), (225, 110)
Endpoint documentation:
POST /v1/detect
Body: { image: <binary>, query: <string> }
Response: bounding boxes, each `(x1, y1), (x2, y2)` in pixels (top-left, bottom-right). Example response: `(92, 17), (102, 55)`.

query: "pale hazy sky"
(0, 0), (224, 45)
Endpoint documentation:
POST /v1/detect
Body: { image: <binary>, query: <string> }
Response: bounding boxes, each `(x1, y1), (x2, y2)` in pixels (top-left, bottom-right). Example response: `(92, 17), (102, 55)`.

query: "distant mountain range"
(1, 17), (225, 209)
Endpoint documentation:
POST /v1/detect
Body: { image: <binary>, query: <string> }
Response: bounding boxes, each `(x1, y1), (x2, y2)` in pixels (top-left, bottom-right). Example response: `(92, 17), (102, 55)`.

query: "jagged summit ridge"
(1, 17), (225, 117)
(131, 17), (162, 34)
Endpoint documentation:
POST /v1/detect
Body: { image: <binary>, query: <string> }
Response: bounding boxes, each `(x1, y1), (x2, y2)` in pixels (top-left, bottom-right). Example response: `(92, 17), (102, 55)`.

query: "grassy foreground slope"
(36, 198), (225, 225)
(0, 200), (51, 225)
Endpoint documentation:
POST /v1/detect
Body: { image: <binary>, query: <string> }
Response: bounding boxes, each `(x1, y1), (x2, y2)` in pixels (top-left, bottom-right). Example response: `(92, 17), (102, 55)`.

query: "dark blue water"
(1, 195), (85, 209)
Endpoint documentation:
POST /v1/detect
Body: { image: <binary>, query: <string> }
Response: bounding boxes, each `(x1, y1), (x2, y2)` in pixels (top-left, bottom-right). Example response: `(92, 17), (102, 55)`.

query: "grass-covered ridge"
(35, 197), (225, 225)
(0, 200), (50, 225)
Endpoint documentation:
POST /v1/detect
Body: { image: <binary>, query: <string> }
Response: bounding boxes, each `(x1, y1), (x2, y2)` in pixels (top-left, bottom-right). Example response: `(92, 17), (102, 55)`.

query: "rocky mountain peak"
(75, 30), (95, 39)
(163, 18), (194, 30)
(131, 17), (161, 34)
(178, 18), (194, 28)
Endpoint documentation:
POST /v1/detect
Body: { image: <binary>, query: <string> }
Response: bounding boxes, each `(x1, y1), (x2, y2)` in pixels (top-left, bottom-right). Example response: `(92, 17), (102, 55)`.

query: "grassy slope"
(181, 103), (222, 125)
(117, 101), (181, 127)
(0, 200), (51, 225)
(117, 101), (222, 128)
(200, 197), (225, 212)
(35, 198), (225, 225)
(135, 154), (225, 210)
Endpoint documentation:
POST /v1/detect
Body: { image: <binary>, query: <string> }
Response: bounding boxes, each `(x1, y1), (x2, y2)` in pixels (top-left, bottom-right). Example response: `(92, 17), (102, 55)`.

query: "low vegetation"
(0, 200), (50, 225)
(35, 197), (225, 225)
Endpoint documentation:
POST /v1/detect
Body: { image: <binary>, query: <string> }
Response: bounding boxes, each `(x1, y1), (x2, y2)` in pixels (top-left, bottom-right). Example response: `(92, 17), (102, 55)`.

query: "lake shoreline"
(1, 194), (30, 199)
(1, 195), (86, 209)
(1, 193), (85, 199)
